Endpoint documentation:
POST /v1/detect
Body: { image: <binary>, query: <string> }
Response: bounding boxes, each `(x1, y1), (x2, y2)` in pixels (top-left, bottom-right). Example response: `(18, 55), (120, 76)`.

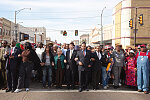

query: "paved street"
(0, 82), (150, 100)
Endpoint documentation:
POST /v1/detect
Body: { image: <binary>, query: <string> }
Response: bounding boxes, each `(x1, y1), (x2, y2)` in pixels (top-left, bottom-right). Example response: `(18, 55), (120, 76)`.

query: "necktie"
(83, 51), (85, 56)
(11, 48), (13, 55)
(70, 50), (72, 59)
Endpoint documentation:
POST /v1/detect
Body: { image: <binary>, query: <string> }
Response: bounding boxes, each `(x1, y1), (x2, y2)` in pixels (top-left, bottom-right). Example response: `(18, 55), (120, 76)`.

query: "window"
(6, 30), (7, 35)
(0, 28), (2, 35)
(9, 31), (11, 36)
(3, 29), (5, 35)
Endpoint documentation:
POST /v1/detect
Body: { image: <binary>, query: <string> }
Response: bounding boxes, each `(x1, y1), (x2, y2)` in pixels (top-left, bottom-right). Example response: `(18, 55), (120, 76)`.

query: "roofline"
(113, 6), (150, 16)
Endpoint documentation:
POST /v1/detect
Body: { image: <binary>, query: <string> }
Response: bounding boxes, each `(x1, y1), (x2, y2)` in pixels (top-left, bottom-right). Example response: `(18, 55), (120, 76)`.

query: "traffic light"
(63, 30), (67, 36)
(75, 30), (78, 36)
(139, 14), (143, 25)
(129, 19), (133, 28)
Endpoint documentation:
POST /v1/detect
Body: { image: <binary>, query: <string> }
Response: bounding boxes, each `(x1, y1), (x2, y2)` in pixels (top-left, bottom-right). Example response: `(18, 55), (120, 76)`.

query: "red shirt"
(136, 52), (150, 61)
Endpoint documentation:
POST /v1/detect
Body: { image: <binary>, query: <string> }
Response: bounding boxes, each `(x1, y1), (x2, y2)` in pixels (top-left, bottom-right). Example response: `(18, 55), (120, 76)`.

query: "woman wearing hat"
(125, 50), (137, 87)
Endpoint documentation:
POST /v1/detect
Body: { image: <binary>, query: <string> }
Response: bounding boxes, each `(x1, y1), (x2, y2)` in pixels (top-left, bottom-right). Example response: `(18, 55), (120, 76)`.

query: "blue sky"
(0, 0), (121, 43)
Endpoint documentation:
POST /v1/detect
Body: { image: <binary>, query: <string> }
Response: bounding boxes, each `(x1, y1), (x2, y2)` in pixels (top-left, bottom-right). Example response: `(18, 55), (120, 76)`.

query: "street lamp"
(100, 6), (106, 47)
(15, 8), (31, 42)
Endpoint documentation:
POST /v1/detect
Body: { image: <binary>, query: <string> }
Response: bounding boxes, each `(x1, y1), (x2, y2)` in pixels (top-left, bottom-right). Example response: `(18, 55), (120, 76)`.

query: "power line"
(0, 10), (104, 14)
(8, 16), (100, 20)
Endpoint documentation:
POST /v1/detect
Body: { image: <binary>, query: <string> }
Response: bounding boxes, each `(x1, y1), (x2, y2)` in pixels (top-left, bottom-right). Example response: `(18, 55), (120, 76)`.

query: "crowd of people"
(0, 40), (150, 94)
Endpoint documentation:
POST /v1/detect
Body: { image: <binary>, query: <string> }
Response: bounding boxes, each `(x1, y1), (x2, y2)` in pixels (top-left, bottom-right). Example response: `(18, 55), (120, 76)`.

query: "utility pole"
(35, 28), (37, 44)
(100, 7), (106, 47)
(15, 11), (17, 42)
(134, 7), (138, 47)
(14, 8), (31, 42)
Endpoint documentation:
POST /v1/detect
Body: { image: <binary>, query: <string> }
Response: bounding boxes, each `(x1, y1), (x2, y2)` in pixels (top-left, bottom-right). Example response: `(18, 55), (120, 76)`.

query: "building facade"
(46, 37), (51, 44)
(0, 18), (2, 44)
(0, 18), (48, 44)
(18, 24), (35, 43)
(27, 27), (46, 44)
(80, 34), (89, 45)
(73, 40), (79, 45)
(89, 25), (113, 46)
(0, 18), (11, 43)
(113, 0), (150, 48)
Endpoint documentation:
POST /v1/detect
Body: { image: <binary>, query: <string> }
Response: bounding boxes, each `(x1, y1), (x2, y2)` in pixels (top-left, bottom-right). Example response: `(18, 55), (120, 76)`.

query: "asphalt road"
(0, 82), (150, 100)
(0, 90), (150, 100)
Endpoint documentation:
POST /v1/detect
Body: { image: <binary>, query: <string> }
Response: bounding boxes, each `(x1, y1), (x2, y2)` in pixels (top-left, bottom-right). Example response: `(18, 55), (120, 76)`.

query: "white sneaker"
(14, 89), (22, 93)
(119, 83), (122, 87)
(26, 88), (29, 92)
(104, 86), (107, 90)
(106, 85), (109, 88)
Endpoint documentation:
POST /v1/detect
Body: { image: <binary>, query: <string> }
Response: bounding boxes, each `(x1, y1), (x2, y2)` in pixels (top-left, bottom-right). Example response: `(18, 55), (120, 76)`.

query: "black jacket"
(41, 52), (54, 66)
(66, 49), (77, 70)
(5, 47), (21, 70)
(92, 51), (102, 70)
(76, 49), (93, 71)
(28, 49), (41, 70)
(101, 51), (111, 67)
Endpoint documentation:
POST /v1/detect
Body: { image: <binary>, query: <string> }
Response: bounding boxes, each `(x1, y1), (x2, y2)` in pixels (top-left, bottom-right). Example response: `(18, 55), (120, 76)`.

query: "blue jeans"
(102, 66), (109, 87)
(42, 65), (52, 87)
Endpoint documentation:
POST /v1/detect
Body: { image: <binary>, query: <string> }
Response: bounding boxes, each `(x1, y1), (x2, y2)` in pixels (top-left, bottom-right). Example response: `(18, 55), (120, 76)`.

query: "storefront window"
(3, 29), (5, 35)
(0, 28), (2, 35)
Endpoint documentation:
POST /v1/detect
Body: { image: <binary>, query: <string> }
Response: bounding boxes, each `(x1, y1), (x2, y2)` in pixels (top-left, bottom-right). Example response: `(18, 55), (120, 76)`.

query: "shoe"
(71, 85), (75, 89)
(106, 85), (109, 88)
(5, 89), (12, 92)
(26, 88), (29, 92)
(96, 87), (99, 90)
(67, 85), (70, 90)
(78, 88), (82, 92)
(138, 89), (143, 92)
(48, 84), (51, 88)
(144, 91), (148, 94)
(114, 86), (119, 89)
(119, 83), (122, 87)
(14, 89), (22, 93)
(11, 90), (15, 93)
(59, 86), (62, 89)
(93, 88), (96, 91)
(2, 87), (7, 90)
(104, 86), (107, 90)
(85, 88), (89, 91)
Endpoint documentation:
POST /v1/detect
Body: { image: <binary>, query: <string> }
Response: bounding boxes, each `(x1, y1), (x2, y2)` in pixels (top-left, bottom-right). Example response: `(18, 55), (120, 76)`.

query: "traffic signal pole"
(100, 7), (106, 47)
(15, 11), (17, 42)
(134, 7), (138, 47)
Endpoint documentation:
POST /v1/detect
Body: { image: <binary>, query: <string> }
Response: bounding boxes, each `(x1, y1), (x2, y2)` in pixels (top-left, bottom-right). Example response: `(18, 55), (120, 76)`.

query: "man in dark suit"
(92, 46), (102, 90)
(66, 42), (77, 89)
(5, 40), (21, 93)
(75, 42), (93, 92)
